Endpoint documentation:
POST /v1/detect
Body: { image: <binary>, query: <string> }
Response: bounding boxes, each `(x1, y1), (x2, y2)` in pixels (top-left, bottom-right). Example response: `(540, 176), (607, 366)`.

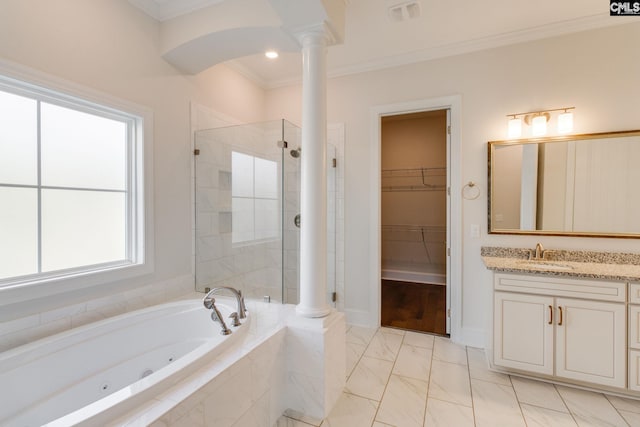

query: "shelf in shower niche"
(381, 167), (446, 192)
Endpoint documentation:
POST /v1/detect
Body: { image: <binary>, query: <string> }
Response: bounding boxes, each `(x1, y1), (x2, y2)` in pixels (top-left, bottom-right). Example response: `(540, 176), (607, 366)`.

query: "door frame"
(370, 95), (462, 340)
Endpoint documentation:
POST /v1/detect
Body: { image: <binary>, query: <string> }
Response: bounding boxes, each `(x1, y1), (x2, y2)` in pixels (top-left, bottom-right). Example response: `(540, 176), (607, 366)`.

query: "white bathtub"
(0, 298), (249, 427)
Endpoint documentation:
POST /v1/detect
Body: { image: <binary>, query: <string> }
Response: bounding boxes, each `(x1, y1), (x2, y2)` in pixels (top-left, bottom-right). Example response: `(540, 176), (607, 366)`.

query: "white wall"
(265, 23), (640, 343)
(0, 0), (266, 325)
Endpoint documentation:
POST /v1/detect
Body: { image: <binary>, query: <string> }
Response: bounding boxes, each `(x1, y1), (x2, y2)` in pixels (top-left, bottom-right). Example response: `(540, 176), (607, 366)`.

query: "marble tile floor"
(278, 326), (640, 427)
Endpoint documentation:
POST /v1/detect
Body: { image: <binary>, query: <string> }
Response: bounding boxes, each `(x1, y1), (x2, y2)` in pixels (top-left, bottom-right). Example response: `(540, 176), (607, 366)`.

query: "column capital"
(293, 22), (336, 47)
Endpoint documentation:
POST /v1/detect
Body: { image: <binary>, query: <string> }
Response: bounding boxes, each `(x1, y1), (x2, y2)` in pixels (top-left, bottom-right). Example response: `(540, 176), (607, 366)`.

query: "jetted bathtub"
(0, 298), (249, 426)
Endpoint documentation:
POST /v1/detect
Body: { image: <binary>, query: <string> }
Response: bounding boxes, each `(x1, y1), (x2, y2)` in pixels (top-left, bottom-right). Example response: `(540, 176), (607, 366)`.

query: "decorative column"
(297, 28), (331, 318)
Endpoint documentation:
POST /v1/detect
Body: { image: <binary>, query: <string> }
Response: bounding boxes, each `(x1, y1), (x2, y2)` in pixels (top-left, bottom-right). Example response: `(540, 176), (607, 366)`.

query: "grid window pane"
(232, 197), (254, 244)
(0, 187), (38, 279)
(231, 151), (254, 197)
(41, 102), (127, 190)
(231, 151), (280, 244)
(41, 189), (126, 272)
(254, 157), (278, 199)
(0, 90), (37, 185)
(254, 199), (279, 240)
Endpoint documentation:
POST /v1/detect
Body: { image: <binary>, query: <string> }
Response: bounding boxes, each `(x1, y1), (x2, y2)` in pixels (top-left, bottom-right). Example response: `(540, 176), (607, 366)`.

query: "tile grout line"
(345, 328), (376, 381)
(515, 401), (579, 416)
(420, 335), (435, 427)
(508, 373), (531, 427)
(342, 326), (382, 424)
(465, 346), (479, 427)
(553, 383), (581, 427)
(370, 327), (404, 427)
(604, 393), (633, 427)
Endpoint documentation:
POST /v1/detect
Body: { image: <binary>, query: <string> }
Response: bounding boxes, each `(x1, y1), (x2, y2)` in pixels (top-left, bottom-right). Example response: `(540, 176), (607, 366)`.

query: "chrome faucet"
(203, 296), (232, 335)
(532, 243), (545, 260)
(204, 286), (247, 320)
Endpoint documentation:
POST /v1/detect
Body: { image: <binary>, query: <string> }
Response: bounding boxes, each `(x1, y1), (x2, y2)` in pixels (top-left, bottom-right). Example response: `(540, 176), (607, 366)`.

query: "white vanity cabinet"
(629, 283), (640, 391)
(494, 292), (553, 375)
(494, 273), (627, 388)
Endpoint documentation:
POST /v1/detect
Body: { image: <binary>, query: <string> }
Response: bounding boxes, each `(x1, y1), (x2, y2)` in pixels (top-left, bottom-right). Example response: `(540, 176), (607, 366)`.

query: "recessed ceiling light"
(265, 50), (279, 59)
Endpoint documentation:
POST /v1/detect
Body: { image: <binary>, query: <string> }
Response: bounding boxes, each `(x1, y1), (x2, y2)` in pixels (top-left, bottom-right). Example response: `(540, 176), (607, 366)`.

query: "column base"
(284, 310), (346, 420)
(296, 303), (332, 318)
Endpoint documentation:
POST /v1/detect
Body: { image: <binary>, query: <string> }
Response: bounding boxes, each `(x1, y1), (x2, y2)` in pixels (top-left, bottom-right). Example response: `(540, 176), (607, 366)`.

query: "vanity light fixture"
(265, 50), (279, 59)
(557, 109), (574, 134)
(507, 115), (522, 139)
(530, 113), (549, 137)
(505, 107), (575, 139)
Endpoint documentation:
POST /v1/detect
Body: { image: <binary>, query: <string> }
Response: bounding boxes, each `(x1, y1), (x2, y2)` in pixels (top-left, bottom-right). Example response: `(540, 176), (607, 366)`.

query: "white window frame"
(0, 61), (154, 307)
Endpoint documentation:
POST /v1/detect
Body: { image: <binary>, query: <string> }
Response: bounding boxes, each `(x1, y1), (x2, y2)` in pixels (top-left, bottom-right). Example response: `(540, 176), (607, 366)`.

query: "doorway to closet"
(380, 109), (449, 336)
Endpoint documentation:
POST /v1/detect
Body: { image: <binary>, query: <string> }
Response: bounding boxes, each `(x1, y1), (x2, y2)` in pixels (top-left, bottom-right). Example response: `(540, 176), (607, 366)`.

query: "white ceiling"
(129, 0), (631, 88)
(128, 0), (226, 21)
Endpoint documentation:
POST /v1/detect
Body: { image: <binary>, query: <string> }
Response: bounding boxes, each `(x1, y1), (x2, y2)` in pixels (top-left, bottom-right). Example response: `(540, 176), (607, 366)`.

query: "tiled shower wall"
(282, 134), (301, 304)
(191, 103), (345, 308)
(194, 124), (284, 302)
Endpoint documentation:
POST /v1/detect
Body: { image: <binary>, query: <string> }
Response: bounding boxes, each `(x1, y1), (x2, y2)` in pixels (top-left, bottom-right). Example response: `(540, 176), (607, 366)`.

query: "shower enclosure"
(194, 119), (336, 304)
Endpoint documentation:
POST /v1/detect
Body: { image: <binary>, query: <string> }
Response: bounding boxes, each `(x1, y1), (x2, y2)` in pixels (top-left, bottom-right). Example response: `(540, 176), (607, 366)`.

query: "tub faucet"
(204, 286), (247, 320)
(203, 296), (232, 335)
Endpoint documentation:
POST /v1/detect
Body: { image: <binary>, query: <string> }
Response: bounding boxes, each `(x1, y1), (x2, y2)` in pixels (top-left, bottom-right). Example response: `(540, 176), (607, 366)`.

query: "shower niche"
(194, 119), (337, 305)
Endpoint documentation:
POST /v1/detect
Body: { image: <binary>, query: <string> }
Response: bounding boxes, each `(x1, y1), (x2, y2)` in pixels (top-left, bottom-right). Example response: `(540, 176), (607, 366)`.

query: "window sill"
(0, 262), (153, 308)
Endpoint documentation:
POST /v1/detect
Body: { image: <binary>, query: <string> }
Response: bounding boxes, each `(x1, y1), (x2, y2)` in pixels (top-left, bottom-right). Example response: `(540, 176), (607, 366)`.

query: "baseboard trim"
(453, 326), (486, 349)
(344, 309), (374, 328)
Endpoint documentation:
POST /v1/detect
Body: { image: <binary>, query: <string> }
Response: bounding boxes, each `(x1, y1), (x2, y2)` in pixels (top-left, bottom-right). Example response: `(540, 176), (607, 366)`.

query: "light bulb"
(558, 111), (573, 134)
(532, 115), (547, 137)
(507, 117), (522, 139)
(265, 50), (279, 59)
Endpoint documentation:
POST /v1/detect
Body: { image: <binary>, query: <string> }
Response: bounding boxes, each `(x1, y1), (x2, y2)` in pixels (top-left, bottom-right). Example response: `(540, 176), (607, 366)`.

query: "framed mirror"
(488, 130), (640, 238)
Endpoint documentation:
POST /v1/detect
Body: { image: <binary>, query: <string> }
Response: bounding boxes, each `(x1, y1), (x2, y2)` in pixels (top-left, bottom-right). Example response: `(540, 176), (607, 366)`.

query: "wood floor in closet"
(381, 279), (447, 336)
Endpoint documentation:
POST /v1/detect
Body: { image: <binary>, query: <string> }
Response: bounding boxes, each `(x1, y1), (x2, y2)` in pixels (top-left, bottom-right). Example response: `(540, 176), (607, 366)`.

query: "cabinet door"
(629, 350), (640, 392)
(494, 292), (554, 375)
(630, 305), (640, 350)
(555, 298), (626, 388)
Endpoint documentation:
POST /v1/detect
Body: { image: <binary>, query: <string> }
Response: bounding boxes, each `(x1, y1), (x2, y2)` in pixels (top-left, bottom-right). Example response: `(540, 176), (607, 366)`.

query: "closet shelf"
(381, 167), (446, 192)
(381, 224), (446, 244)
(381, 224), (445, 264)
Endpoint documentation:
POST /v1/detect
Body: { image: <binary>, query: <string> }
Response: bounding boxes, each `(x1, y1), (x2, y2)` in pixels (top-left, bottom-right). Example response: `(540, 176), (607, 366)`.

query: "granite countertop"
(481, 246), (640, 282)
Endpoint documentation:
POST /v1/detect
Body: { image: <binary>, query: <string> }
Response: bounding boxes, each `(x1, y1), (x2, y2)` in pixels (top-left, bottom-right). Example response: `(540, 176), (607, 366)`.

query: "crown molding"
(262, 14), (634, 89)
(224, 60), (270, 89)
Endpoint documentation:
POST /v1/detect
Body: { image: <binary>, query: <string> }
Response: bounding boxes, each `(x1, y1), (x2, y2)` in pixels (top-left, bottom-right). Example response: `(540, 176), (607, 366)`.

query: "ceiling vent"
(386, 0), (421, 22)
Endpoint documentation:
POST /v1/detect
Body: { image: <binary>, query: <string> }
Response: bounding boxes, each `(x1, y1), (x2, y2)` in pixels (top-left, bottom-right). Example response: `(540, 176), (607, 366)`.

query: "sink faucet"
(204, 286), (247, 320)
(532, 243), (545, 260)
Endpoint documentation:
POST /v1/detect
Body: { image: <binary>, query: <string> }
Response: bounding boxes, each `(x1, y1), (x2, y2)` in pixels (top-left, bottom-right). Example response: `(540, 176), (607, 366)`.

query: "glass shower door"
(282, 120), (301, 304)
(327, 143), (337, 307)
(194, 119), (336, 306)
(194, 120), (292, 303)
